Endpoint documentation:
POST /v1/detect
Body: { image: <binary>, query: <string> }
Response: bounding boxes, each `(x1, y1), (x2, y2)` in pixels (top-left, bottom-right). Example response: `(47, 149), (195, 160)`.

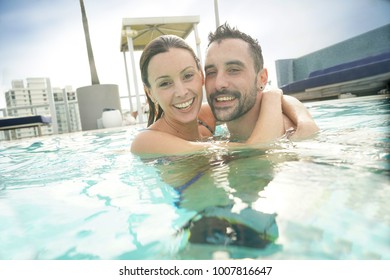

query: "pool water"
(0, 95), (389, 260)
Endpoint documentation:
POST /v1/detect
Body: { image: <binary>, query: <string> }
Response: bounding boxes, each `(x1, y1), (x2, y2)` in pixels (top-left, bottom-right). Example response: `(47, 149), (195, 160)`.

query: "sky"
(0, 0), (389, 110)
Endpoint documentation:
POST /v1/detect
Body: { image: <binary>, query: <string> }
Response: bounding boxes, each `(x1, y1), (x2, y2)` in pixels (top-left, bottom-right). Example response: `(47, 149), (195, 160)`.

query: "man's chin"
(215, 114), (236, 123)
(210, 104), (236, 122)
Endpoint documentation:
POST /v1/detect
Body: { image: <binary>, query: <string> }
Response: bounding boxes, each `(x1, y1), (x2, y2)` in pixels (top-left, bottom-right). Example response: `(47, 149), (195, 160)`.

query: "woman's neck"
(156, 115), (201, 141)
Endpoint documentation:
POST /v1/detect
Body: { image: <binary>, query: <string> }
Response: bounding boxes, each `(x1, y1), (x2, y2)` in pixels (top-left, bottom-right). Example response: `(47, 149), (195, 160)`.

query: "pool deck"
(304, 93), (389, 106)
(285, 73), (390, 102)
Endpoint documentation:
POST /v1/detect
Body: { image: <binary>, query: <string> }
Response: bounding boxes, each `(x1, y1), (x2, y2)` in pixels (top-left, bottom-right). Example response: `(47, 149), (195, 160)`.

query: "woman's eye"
(158, 81), (172, 88)
(183, 72), (194, 80)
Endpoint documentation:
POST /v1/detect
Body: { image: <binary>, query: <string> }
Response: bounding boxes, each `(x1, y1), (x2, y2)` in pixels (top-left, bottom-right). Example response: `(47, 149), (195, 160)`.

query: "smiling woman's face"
(147, 48), (204, 124)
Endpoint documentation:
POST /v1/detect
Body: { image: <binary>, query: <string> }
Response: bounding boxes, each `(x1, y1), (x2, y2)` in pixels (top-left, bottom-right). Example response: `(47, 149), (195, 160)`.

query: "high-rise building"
(2, 78), (81, 140)
(52, 86), (81, 134)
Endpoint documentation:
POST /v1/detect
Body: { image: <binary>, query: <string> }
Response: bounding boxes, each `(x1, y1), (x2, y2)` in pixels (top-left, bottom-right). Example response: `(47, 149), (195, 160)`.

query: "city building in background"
(1, 78), (81, 140)
(53, 85), (81, 134)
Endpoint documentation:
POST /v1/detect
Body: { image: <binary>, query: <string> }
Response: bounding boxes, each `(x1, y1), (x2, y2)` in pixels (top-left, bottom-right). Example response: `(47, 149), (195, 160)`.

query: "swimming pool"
(0, 95), (389, 260)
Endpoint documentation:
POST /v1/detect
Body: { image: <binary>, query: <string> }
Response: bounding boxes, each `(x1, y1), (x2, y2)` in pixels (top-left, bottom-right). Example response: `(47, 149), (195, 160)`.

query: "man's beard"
(208, 84), (258, 122)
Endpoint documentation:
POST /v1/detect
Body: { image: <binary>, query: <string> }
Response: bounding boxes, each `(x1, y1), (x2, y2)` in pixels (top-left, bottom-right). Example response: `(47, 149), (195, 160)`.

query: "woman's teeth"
(174, 98), (194, 109)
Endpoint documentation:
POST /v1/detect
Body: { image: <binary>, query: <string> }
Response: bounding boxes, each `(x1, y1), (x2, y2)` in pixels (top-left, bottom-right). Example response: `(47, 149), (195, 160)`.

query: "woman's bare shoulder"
(131, 129), (162, 154)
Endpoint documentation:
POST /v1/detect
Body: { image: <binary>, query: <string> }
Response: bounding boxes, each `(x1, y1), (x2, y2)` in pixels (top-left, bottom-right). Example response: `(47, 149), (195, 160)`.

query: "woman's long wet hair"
(140, 35), (201, 127)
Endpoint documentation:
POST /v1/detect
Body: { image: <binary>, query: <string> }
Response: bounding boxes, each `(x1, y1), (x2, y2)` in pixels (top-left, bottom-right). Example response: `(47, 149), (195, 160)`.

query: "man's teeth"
(174, 98), (194, 109)
(216, 96), (235, 102)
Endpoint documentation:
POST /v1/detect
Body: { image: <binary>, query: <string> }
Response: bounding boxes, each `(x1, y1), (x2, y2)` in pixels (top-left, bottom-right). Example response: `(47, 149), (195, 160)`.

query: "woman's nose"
(174, 81), (188, 97)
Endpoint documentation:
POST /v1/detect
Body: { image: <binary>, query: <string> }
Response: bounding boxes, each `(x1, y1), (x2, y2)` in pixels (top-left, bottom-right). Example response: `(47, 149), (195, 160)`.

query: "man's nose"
(215, 72), (229, 91)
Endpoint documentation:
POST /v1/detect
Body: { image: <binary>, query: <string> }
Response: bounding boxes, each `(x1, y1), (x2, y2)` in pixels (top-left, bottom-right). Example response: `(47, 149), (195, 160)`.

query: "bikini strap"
(197, 119), (214, 134)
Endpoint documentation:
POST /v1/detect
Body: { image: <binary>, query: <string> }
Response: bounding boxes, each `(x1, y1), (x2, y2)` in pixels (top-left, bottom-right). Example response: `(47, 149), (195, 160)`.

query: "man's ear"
(257, 68), (268, 90)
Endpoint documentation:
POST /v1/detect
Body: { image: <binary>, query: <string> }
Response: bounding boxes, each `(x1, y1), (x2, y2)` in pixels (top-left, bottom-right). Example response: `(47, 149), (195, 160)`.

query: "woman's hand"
(281, 95), (319, 140)
(246, 88), (284, 144)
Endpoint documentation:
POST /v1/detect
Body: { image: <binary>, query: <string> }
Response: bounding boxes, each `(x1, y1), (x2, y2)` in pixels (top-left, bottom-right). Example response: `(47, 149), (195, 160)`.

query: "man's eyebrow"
(204, 64), (215, 72)
(204, 60), (245, 72)
(226, 60), (245, 67)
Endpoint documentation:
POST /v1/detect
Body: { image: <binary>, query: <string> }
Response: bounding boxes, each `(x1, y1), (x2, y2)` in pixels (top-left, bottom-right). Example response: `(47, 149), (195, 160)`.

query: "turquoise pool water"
(0, 95), (389, 260)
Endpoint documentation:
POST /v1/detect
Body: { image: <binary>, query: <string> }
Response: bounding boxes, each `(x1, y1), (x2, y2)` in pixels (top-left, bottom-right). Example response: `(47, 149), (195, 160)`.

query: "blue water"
(0, 95), (389, 260)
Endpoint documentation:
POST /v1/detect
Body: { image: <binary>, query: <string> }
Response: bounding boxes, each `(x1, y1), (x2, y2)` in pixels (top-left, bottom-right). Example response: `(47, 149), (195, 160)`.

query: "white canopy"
(120, 16), (200, 51)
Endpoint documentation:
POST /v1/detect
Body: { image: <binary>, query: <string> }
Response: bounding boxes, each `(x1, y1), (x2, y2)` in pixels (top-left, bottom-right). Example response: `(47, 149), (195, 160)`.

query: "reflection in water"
(146, 147), (291, 254)
(182, 206), (278, 249)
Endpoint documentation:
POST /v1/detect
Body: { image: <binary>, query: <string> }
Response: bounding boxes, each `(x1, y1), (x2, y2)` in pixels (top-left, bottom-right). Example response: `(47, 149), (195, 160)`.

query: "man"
(202, 23), (319, 141)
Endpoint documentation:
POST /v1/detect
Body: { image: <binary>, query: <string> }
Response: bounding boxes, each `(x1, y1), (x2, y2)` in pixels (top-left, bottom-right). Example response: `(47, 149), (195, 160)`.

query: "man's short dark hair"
(207, 23), (264, 72)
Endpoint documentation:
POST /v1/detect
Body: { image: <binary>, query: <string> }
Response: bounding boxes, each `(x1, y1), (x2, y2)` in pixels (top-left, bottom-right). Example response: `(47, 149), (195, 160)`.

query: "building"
(53, 86), (81, 134)
(1, 78), (81, 140)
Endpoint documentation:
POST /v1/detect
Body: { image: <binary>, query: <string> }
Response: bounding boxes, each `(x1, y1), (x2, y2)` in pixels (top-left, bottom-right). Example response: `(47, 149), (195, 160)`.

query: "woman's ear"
(144, 85), (155, 103)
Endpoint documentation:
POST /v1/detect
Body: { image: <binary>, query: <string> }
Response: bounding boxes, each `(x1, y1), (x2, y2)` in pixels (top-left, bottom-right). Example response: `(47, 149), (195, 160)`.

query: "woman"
(131, 35), (284, 156)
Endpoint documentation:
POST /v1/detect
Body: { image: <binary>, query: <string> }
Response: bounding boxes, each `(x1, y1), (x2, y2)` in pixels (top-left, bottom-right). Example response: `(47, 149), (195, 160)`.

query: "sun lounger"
(281, 52), (390, 95)
(0, 115), (52, 137)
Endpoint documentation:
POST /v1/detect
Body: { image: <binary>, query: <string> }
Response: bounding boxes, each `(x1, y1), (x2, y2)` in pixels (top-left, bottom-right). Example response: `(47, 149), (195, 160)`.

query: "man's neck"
(226, 93), (262, 142)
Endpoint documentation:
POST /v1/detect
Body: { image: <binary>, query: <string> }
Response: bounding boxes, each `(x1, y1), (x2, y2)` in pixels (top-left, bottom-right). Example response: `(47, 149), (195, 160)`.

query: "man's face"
(204, 38), (260, 122)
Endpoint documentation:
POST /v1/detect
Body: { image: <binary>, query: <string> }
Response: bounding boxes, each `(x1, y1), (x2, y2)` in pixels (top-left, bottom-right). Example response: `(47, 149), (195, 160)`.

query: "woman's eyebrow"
(154, 75), (170, 82)
(155, 66), (196, 82)
(180, 66), (196, 74)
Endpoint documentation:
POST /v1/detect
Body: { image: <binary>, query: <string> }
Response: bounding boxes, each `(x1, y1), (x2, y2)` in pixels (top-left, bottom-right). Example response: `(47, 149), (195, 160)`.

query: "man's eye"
(205, 70), (216, 77)
(228, 68), (240, 73)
